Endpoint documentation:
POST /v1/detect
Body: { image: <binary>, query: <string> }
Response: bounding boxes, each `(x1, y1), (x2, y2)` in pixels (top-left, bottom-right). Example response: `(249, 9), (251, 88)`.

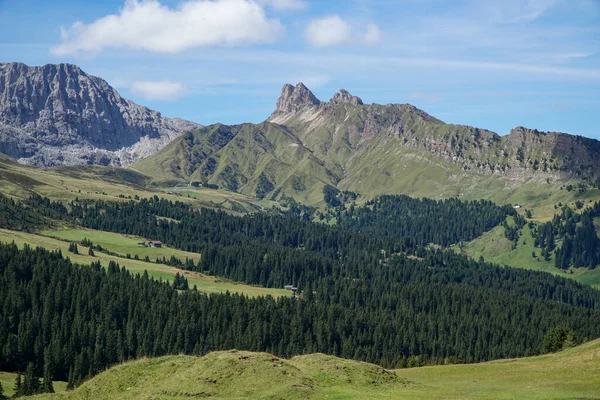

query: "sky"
(1, 0), (599, 138)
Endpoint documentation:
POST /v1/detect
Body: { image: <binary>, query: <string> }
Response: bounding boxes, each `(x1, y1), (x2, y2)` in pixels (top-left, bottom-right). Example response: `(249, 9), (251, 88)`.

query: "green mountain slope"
(133, 83), (600, 208)
(34, 338), (600, 399)
(134, 122), (340, 205)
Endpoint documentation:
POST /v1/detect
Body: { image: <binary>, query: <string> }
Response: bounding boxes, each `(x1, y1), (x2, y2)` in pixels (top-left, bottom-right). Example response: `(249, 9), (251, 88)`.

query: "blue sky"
(1, 0), (599, 138)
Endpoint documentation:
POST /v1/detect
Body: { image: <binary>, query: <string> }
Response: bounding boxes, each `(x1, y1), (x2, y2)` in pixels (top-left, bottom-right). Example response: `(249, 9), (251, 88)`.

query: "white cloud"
(363, 23), (382, 44)
(130, 80), (185, 100)
(51, 0), (284, 56)
(305, 15), (352, 48)
(257, 0), (306, 10)
(305, 16), (382, 48)
(494, 0), (559, 23)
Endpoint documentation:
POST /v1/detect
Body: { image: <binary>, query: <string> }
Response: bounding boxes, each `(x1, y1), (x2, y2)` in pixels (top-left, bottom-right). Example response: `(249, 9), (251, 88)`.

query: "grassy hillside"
(44, 227), (201, 263)
(0, 154), (283, 213)
(132, 112), (600, 212)
(455, 222), (600, 288)
(0, 228), (286, 298)
(32, 338), (600, 399)
(133, 123), (340, 206)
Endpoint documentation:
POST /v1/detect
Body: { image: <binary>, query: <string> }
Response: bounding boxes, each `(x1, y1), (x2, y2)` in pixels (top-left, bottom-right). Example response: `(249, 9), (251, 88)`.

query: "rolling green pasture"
(31, 338), (600, 399)
(0, 229), (286, 298)
(43, 228), (201, 264)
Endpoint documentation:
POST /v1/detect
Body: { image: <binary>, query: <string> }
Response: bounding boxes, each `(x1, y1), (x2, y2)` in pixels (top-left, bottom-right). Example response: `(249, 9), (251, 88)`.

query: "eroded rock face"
(0, 62), (200, 167)
(271, 83), (321, 117)
(268, 83), (600, 180)
(329, 89), (363, 106)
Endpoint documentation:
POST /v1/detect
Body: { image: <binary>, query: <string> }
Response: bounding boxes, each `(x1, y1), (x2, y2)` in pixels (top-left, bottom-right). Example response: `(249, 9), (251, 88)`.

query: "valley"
(0, 62), (599, 400)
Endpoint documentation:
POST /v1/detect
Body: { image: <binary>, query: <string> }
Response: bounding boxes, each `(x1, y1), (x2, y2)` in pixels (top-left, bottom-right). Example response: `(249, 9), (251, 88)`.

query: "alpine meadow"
(1, 0), (600, 398)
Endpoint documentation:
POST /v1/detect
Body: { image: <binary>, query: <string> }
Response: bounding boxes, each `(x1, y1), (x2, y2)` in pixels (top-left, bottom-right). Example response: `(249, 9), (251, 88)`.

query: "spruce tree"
(13, 372), (22, 397)
(23, 362), (39, 396)
(66, 366), (75, 391)
(68, 242), (79, 254)
(43, 351), (55, 394)
(88, 246), (95, 257)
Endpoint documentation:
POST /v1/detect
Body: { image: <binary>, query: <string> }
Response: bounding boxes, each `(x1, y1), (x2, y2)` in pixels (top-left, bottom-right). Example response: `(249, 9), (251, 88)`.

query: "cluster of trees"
(0, 194), (48, 231)
(532, 203), (600, 269)
(502, 213), (527, 249)
(336, 195), (514, 247)
(13, 362), (54, 397)
(173, 272), (190, 290)
(2, 241), (600, 387)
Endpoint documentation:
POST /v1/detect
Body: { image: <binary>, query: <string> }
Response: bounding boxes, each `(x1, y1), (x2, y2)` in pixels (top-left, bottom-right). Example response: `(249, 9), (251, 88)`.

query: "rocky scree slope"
(0, 62), (199, 167)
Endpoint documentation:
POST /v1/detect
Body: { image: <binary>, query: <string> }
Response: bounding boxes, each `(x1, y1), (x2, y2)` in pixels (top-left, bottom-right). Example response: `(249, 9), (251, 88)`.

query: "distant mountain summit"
(0, 62), (199, 166)
(134, 82), (600, 205)
(269, 83), (600, 181)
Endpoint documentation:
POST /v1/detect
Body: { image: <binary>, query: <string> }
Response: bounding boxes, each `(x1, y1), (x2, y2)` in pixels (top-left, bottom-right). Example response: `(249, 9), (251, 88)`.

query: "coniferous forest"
(1, 194), (600, 391)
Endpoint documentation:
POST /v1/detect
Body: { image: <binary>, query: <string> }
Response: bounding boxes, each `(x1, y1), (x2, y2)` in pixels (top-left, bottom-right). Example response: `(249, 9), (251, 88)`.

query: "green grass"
(165, 185), (281, 213)
(43, 228), (201, 264)
(0, 371), (67, 397)
(0, 229), (286, 298)
(0, 155), (284, 213)
(32, 338), (600, 399)
(454, 223), (600, 289)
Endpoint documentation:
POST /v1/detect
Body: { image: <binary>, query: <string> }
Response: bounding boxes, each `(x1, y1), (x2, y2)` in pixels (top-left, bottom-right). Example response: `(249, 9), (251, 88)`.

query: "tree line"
(532, 202), (600, 269)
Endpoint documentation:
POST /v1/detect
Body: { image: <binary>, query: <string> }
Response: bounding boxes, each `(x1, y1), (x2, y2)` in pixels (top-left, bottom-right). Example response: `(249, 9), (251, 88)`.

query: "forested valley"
(1, 193), (600, 393)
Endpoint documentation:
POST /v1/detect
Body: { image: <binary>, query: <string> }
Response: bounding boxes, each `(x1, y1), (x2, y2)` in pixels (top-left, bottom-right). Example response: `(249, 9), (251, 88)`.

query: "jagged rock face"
(0, 62), (200, 167)
(329, 89), (363, 106)
(268, 83), (600, 180)
(271, 83), (321, 117)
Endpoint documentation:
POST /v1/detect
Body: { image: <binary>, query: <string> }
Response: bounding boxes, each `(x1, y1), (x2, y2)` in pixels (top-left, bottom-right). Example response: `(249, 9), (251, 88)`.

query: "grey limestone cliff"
(0, 62), (200, 167)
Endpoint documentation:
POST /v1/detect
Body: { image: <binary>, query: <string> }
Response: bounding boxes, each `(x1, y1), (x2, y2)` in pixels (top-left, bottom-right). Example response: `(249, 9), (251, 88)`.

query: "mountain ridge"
(0, 62), (200, 167)
(134, 82), (600, 205)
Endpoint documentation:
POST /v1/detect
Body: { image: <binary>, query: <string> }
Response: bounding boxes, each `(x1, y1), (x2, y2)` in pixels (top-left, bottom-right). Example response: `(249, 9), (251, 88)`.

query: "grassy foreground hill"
(33, 339), (600, 399)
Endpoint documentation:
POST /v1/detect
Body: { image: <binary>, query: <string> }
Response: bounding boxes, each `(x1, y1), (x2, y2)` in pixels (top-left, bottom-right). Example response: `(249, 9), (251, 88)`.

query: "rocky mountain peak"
(0, 62), (200, 167)
(272, 82), (321, 116)
(329, 89), (363, 106)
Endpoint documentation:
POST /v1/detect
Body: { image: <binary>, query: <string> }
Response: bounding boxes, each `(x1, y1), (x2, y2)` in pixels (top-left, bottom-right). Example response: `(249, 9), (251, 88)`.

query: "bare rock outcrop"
(0, 62), (200, 167)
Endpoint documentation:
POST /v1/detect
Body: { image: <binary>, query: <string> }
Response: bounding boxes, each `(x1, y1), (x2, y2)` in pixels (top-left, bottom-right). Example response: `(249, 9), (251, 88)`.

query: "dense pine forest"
(1, 194), (600, 391)
(334, 195), (514, 247)
(1, 243), (600, 388)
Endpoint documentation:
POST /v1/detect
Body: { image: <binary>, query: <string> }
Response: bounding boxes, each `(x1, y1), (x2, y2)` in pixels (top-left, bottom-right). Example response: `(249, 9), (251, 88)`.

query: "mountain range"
(135, 82), (600, 205)
(1, 63), (599, 205)
(0, 62), (199, 167)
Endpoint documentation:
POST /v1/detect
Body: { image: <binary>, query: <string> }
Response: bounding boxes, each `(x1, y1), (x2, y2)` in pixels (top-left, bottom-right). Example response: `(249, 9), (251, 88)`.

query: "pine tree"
(66, 366), (75, 391)
(23, 362), (40, 396)
(13, 372), (22, 397)
(43, 351), (55, 394)
(88, 246), (95, 257)
(68, 242), (79, 254)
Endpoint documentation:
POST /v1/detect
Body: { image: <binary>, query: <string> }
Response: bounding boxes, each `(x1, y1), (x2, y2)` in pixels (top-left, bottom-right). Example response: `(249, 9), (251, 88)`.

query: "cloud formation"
(257, 0), (306, 10)
(130, 80), (185, 100)
(305, 15), (381, 48)
(363, 23), (382, 45)
(51, 0), (284, 56)
(305, 15), (352, 47)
